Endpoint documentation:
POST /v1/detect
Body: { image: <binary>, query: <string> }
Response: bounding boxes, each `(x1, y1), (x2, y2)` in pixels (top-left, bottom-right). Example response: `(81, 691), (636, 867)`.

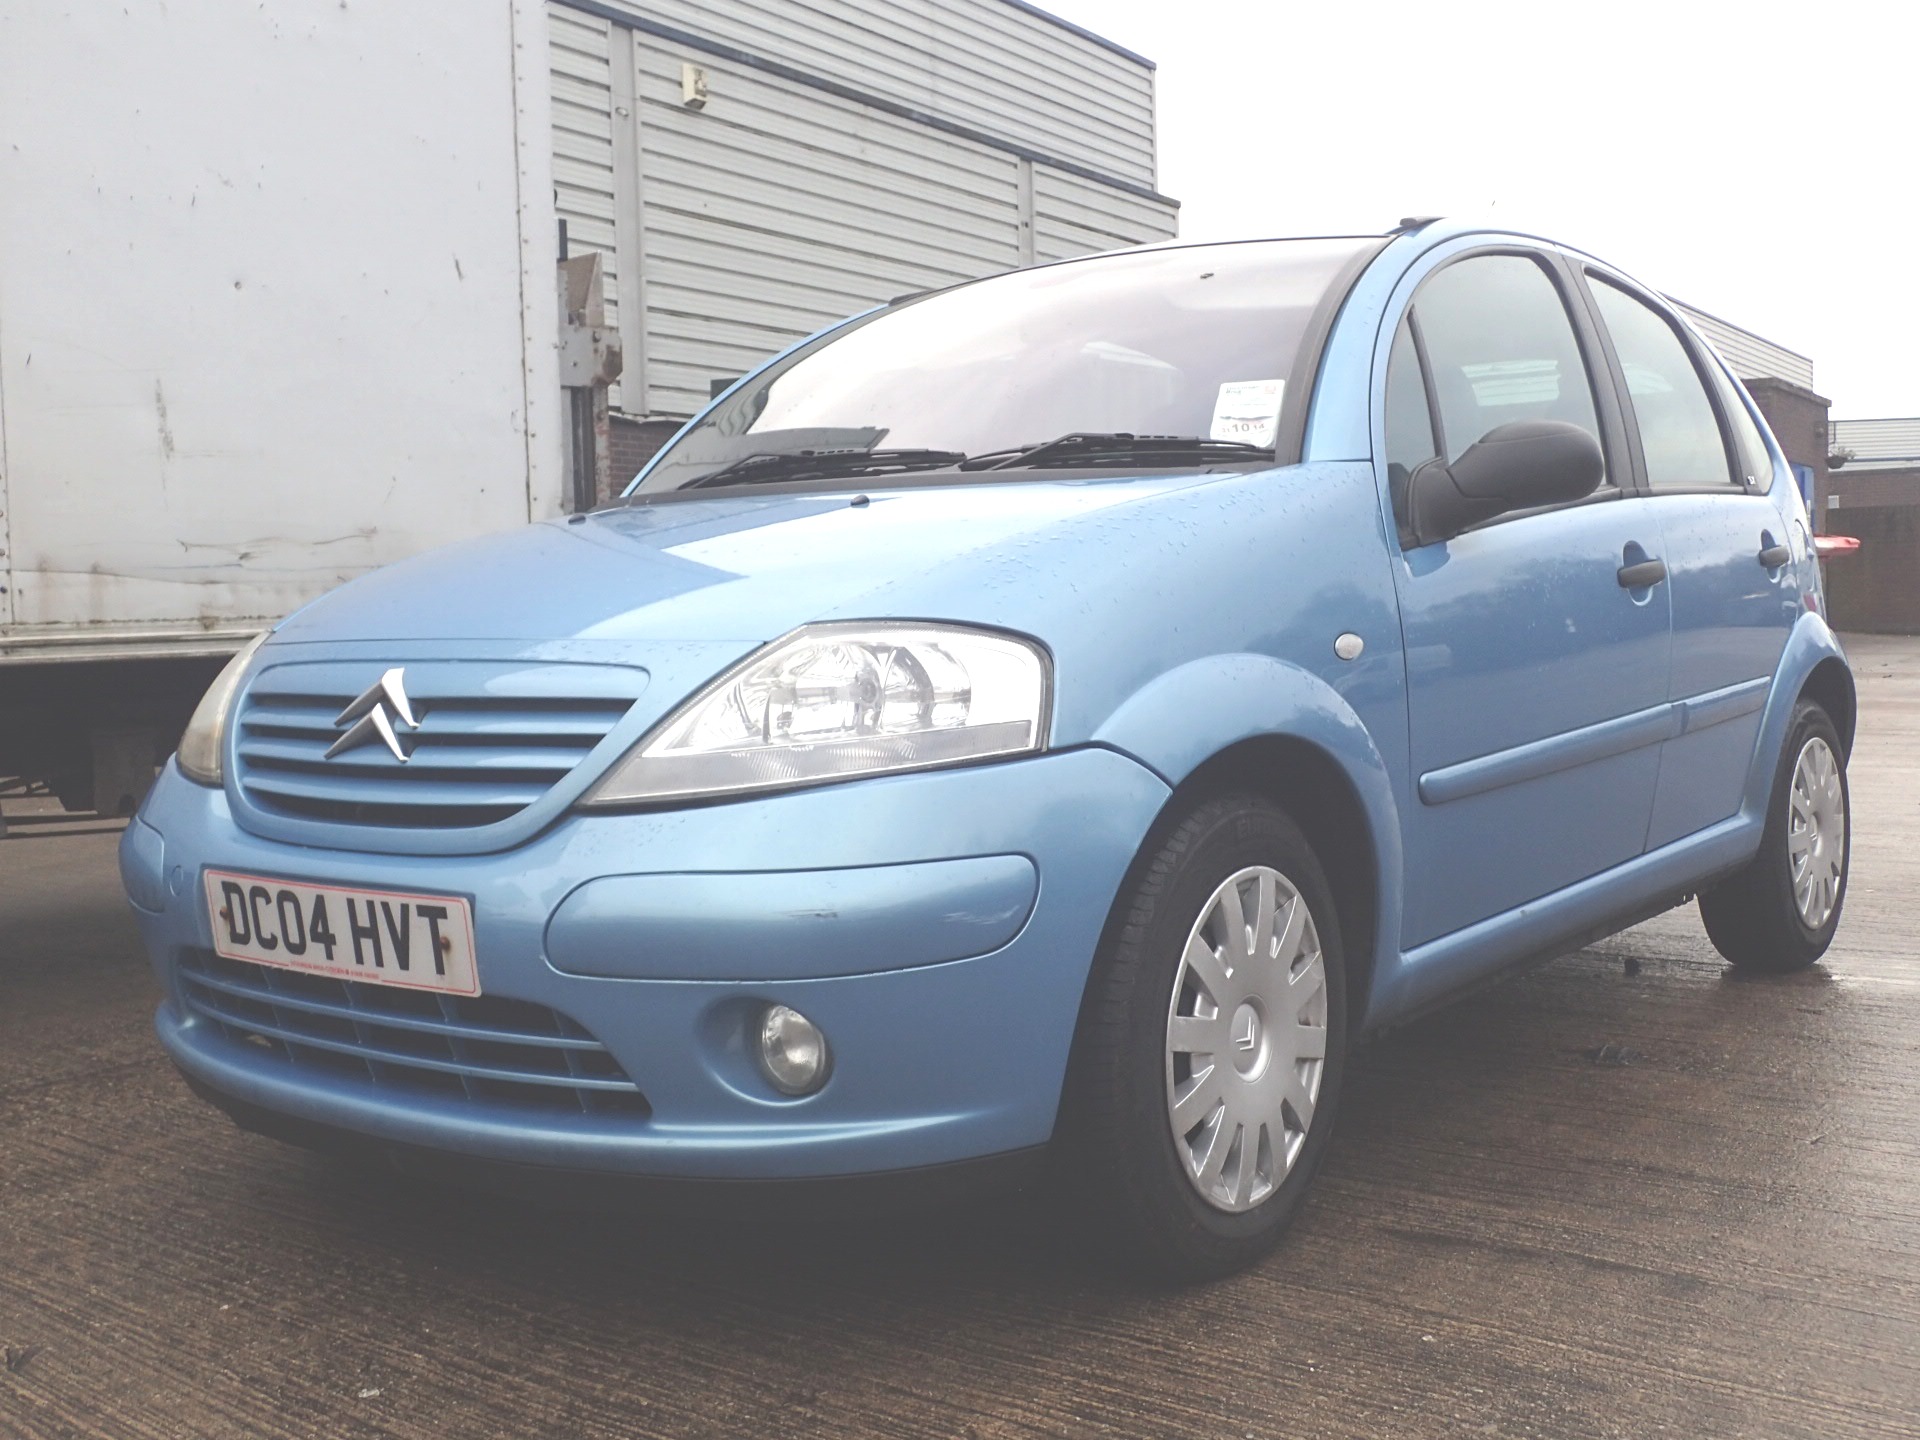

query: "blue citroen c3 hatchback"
(122, 221), (1853, 1279)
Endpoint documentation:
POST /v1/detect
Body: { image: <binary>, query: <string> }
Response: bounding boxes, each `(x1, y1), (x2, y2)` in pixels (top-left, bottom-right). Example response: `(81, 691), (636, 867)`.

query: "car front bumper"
(123, 748), (1169, 1179)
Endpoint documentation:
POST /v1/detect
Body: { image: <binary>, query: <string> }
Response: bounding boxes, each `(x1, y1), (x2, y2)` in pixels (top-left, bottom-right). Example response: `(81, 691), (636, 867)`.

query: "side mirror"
(1405, 420), (1604, 545)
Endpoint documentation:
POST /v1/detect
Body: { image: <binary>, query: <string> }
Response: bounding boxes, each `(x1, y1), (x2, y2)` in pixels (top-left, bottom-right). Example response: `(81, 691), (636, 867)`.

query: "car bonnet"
(269, 477), (1211, 647)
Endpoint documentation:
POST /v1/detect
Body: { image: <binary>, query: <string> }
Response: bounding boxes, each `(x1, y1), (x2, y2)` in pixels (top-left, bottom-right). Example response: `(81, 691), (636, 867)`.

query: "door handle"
(1617, 558), (1667, 588)
(1758, 542), (1792, 568)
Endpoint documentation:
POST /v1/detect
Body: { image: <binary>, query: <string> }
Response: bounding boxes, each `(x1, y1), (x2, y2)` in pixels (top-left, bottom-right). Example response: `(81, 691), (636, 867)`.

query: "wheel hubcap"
(1164, 865), (1329, 1213)
(1787, 735), (1846, 930)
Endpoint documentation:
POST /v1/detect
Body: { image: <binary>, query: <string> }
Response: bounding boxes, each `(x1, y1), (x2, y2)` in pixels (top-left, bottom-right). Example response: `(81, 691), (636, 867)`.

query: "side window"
(1589, 279), (1734, 488)
(1409, 255), (1606, 478)
(1385, 315), (1439, 477)
(1384, 316), (1440, 535)
(1707, 363), (1776, 488)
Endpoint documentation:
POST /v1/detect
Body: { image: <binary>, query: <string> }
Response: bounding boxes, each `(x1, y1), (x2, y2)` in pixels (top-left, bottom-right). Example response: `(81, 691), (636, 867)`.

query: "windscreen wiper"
(683, 448), (968, 489)
(956, 433), (1276, 471)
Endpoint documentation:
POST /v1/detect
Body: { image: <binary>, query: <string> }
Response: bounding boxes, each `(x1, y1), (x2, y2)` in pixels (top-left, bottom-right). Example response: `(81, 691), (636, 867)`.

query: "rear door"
(1578, 272), (1800, 848)
(1383, 249), (1672, 948)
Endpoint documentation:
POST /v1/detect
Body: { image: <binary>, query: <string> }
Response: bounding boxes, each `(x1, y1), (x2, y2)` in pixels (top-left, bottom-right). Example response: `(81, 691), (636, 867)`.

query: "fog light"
(758, 1004), (831, 1096)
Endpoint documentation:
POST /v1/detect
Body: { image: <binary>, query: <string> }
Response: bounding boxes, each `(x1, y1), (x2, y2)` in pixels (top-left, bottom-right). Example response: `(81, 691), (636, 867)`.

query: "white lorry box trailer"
(0, 0), (1175, 816)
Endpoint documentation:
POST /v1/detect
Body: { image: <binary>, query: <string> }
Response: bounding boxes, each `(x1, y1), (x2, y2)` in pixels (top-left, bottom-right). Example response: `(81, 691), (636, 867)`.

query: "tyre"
(1057, 792), (1347, 1283)
(1698, 700), (1849, 974)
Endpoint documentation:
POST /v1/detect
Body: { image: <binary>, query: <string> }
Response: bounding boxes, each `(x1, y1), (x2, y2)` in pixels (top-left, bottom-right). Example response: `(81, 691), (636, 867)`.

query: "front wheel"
(1698, 700), (1850, 974)
(1056, 793), (1347, 1282)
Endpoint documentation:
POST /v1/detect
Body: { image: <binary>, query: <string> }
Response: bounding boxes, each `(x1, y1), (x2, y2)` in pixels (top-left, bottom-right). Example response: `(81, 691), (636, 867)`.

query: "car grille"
(177, 951), (650, 1118)
(233, 661), (645, 830)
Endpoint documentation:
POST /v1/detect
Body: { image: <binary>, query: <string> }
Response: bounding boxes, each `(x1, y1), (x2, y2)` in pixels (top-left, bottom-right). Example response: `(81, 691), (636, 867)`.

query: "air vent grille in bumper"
(178, 951), (649, 1118)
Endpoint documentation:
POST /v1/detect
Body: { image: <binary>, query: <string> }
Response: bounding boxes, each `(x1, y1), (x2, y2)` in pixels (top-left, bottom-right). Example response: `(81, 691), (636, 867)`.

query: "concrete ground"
(2, 637), (1915, 1439)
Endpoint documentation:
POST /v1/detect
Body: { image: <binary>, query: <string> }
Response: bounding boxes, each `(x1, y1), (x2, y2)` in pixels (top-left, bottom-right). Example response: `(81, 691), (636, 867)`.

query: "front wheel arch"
(1173, 737), (1380, 1037)
(1088, 654), (1405, 1034)
(1075, 736), (1382, 1048)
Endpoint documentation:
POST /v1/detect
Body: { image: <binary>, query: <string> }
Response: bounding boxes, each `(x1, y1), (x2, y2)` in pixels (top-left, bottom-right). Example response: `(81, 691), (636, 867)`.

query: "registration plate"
(203, 869), (480, 996)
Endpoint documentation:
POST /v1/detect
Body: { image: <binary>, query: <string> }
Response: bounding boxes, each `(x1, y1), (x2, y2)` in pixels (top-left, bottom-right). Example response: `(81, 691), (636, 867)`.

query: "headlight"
(177, 632), (269, 786)
(581, 623), (1050, 806)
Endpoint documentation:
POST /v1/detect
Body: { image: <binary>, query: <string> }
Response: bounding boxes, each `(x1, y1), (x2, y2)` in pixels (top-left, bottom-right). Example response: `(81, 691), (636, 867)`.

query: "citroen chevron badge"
(324, 667), (420, 762)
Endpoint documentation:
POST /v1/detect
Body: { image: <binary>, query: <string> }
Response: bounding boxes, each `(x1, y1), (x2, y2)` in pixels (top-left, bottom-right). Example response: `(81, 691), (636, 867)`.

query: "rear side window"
(1410, 255), (1606, 478)
(1706, 363), (1776, 488)
(1589, 279), (1734, 488)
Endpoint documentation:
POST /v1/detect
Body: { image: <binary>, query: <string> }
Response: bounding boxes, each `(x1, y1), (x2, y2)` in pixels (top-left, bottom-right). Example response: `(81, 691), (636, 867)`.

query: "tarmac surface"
(2, 636), (1916, 1439)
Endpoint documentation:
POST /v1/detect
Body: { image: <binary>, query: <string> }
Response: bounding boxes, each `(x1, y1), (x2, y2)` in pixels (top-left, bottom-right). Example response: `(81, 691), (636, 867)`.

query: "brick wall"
(1824, 461), (1920, 634)
(1743, 377), (1831, 521)
(1827, 463), (1920, 510)
(608, 415), (683, 494)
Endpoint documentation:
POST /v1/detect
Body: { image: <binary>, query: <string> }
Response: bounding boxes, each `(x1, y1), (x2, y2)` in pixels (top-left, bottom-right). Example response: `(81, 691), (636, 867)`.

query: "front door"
(1383, 252), (1672, 947)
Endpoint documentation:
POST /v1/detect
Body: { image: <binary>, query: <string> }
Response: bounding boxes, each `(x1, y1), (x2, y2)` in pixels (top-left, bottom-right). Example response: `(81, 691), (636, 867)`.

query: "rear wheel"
(1058, 793), (1347, 1282)
(1698, 700), (1849, 974)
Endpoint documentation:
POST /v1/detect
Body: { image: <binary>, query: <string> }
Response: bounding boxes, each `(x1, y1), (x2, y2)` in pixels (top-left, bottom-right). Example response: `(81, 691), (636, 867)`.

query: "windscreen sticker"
(1209, 379), (1286, 447)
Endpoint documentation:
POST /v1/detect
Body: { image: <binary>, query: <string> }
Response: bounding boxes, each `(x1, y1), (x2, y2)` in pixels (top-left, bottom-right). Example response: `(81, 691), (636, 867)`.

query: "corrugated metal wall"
(625, 0), (1159, 189)
(1831, 418), (1920, 469)
(1032, 165), (1177, 263)
(545, 0), (1177, 421)
(633, 41), (1026, 417)
(1672, 300), (1814, 391)
(546, 6), (625, 408)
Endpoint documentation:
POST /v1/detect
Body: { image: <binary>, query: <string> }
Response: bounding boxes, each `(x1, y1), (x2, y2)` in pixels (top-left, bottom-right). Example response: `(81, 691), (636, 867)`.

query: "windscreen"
(632, 238), (1380, 494)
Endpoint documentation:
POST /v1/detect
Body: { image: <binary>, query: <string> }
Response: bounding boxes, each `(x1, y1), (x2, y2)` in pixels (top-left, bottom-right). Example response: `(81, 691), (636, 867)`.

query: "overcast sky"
(1044, 0), (1916, 420)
